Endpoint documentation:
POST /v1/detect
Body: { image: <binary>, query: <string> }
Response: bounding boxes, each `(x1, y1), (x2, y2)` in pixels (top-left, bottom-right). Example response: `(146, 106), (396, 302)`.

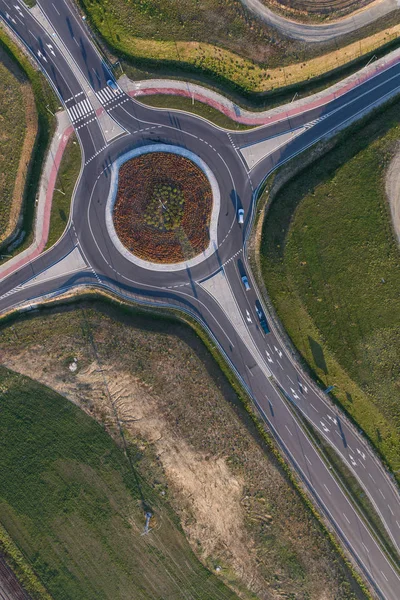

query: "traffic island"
(113, 152), (212, 263)
(105, 145), (220, 272)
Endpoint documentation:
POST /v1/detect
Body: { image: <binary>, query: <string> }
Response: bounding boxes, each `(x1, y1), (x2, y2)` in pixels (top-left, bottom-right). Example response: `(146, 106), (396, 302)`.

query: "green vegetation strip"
(0, 27), (57, 260)
(138, 95), (252, 130)
(260, 98), (400, 477)
(45, 136), (81, 249)
(0, 363), (239, 600)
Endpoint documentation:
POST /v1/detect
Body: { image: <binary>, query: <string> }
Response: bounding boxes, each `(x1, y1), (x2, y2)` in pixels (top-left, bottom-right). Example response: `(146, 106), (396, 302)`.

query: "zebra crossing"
(304, 113), (330, 130)
(66, 98), (95, 124)
(96, 85), (124, 106)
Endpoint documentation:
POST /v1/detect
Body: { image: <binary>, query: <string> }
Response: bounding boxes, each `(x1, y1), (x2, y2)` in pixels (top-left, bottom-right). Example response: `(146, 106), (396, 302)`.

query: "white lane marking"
(310, 403), (319, 413)
(285, 425), (293, 437)
(343, 513), (351, 524)
(379, 489), (386, 500)
(277, 360), (283, 370)
(305, 455), (312, 466)
(369, 473), (376, 483)
(362, 542), (370, 554)
(28, 29), (38, 40)
(348, 445), (355, 453)
(396, 520), (400, 529)
(46, 43), (56, 56)
(265, 351), (273, 363)
(52, 2), (60, 14)
(335, 430), (342, 438)
(388, 505), (394, 516)
(349, 454), (357, 466)
(323, 484), (331, 495)
(380, 571), (388, 582)
(290, 387), (300, 400)
(287, 375), (295, 385)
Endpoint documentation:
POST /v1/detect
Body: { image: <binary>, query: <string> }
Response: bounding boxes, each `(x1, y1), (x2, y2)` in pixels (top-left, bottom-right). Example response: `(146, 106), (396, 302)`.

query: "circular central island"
(105, 145), (220, 272)
(113, 152), (212, 264)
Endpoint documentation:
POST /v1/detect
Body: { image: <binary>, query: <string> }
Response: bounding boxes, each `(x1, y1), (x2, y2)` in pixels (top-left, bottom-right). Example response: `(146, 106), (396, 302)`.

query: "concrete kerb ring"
(105, 144), (220, 272)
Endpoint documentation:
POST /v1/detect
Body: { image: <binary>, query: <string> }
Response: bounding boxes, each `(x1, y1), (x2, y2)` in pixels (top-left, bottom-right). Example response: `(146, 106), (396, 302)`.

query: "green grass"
(138, 94), (252, 129)
(0, 29), (57, 260)
(0, 46), (30, 242)
(260, 99), (400, 475)
(45, 136), (81, 249)
(0, 364), (239, 600)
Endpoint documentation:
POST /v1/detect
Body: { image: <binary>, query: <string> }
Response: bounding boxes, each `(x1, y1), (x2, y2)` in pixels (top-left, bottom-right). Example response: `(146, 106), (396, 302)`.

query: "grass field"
(260, 99), (400, 475)
(0, 28), (57, 260)
(79, 0), (400, 96)
(0, 44), (37, 247)
(0, 304), (367, 600)
(0, 364), (240, 600)
(46, 136), (81, 250)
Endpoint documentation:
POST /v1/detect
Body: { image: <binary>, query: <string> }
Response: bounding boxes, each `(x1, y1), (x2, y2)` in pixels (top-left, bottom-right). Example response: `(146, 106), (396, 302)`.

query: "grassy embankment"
(45, 136), (81, 250)
(79, 0), (400, 101)
(260, 98), (400, 476)
(0, 303), (368, 600)
(0, 27), (57, 260)
(0, 40), (36, 248)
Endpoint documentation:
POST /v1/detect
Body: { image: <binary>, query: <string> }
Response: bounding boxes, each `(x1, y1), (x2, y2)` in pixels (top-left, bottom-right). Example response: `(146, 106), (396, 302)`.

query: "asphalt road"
(241, 0), (400, 42)
(1, 1), (400, 598)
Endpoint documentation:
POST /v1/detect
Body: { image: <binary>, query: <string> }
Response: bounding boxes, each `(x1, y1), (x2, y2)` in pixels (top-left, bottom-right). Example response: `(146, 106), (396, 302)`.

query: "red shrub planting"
(113, 152), (212, 263)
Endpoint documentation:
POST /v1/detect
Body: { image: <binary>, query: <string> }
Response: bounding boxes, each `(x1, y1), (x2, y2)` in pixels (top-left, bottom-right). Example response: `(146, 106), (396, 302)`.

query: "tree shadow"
(308, 336), (328, 375)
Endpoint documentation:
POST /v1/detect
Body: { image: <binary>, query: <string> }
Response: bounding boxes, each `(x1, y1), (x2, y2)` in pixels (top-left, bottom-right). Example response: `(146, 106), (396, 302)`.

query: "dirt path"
(385, 143), (400, 244)
(241, 0), (399, 41)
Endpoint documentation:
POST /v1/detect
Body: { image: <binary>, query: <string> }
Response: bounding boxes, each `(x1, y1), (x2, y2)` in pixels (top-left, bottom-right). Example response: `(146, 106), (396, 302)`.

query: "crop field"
(260, 99), (400, 475)
(0, 44), (37, 247)
(0, 304), (367, 600)
(114, 153), (212, 263)
(79, 0), (400, 95)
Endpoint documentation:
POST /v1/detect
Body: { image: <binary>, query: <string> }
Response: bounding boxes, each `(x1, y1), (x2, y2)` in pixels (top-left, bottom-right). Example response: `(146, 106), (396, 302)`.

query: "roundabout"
(105, 145), (221, 272)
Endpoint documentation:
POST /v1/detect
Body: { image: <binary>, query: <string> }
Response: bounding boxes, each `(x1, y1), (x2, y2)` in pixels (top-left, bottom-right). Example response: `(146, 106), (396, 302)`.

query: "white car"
(237, 208), (244, 224)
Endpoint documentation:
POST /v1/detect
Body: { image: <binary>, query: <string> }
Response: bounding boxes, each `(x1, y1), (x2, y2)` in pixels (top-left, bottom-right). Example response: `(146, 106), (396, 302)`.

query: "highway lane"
(1, 1), (400, 597)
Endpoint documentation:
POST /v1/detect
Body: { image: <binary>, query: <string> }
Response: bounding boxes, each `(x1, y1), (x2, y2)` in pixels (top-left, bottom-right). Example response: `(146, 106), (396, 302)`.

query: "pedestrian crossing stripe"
(67, 98), (94, 123)
(96, 86), (123, 104)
